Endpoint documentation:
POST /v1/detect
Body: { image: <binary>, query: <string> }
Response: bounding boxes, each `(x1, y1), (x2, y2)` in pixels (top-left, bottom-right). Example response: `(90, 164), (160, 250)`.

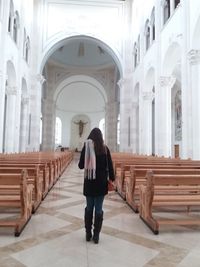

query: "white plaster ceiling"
(56, 81), (105, 113)
(47, 37), (119, 116)
(49, 38), (115, 68)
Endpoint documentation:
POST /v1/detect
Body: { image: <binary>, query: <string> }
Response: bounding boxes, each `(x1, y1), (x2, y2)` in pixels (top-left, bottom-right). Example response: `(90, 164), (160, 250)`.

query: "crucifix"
(74, 120), (87, 137)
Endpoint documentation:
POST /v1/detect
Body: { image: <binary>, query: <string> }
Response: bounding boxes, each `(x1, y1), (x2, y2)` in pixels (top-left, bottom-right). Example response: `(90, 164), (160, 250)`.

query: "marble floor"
(1, 154), (200, 267)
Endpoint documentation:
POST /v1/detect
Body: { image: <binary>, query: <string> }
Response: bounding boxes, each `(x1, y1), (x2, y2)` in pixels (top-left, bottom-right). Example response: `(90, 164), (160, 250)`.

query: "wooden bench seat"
(125, 167), (200, 212)
(139, 171), (200, 234)
(0, 166), (43, 212)
(0, 170), (33, 236)
(115, 163), (200, 202)
(0, 163), (49, 199)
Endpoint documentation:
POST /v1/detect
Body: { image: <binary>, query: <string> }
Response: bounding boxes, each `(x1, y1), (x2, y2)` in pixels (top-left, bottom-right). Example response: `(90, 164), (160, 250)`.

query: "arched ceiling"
(49, 38), (116, 68)
(45, 36), (120, 117)
(56, 81), (105, 113)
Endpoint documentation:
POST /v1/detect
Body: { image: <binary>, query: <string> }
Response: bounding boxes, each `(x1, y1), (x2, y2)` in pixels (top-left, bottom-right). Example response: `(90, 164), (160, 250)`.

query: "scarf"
(84, 139), (96, 180)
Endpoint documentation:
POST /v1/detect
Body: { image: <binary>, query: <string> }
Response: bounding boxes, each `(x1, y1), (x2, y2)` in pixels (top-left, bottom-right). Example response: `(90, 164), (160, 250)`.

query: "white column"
(132, 101), (139, 153)
(141, 92), (155, 155)
(19, 97), (29, 152)
(118, 76), (132, 152)
(188, 50), (200, 159)
(170, 0), (175, 14)
(105, 101), (118, 152)
(157, 76), (176, 156)
(42, 98), (55, 151)
(29, 74), (45, 151)
(5, 86), (17, 153)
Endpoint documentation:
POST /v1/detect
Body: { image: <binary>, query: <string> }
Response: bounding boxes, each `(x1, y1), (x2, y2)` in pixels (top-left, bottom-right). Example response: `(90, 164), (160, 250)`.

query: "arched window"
(55, 117), (62, 145)
(23, 28), (26, 57)
(174, 0), (180, 9)
(13, 11), (19, 43)
(151, 8), (155, 42)
(8, 0), (14, 33)
(25, 36), (30, 63)
(163, 0), (170, 25)
(137, 35), (140, 63)
(23, 29), (30, 63)
(99, 118), (105, 140)
(144, 20), (150, 51)
(133, 42), (138, 68)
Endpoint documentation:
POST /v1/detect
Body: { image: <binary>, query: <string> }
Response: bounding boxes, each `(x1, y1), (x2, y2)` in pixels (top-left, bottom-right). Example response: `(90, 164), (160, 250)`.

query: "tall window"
(151, 8), (155, 42)
(25, 36), (30, 63)
(137, 35), (140, 63)
(55, 117), (62, 145)
(13, 11), (19, 43)
(174, 0), (180, 9)
(145, 20), (150, 51)
(8, 0), (14, 33)
(23, 29), (30, 63)
(133, 42), (138, 68)
(163, 0), (170, 25)
(99, 118), (105, 140)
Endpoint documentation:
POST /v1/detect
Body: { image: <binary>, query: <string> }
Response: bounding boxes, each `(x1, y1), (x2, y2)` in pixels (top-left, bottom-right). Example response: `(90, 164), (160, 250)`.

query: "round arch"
(38, 34), (123, 78)
(192, 15), (200, 48)
(162, 42), (181, 76)
(144, 67), (155, 91)
(54, 74), (107, 104)
(21, 77), (28, 95)
(6, 60), (16, 86)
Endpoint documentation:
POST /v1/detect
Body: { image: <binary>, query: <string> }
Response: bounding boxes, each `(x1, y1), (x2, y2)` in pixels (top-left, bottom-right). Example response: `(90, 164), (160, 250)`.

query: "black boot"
(93, 211), (103, 244)
(84, 208), (93, 241)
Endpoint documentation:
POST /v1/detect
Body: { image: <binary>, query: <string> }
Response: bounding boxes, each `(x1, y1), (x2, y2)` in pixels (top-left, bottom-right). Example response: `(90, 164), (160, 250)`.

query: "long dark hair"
(87, 128), (105, 154)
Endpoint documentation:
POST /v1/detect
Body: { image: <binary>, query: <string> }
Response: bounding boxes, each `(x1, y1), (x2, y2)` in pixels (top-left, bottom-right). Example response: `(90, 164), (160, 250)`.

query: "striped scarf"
(84, 139), (96, 180)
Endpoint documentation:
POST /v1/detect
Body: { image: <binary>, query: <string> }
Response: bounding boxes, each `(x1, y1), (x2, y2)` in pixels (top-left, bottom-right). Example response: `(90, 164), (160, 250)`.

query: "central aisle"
(0, 154), (200, 267)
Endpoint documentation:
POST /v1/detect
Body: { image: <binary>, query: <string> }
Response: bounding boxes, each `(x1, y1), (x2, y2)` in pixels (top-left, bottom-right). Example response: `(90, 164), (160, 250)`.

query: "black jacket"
(78, 145), (115, 196)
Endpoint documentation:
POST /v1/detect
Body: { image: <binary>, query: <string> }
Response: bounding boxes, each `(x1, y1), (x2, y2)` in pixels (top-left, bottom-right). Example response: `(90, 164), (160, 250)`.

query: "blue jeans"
(86, 196), (104, 214)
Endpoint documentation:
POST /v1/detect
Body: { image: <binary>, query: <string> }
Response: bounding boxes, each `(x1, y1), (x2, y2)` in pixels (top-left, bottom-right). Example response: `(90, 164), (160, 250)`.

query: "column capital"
(142, 91), (155, 101)
(36, 74), (46, 85)
(188, 49), (200, 65)
(21, 96), (29, 105)
(117, 78), (124, 88)
(6, 86), (17, 95)
(159, 76), (176, 88)
(117, 73), (133, 88)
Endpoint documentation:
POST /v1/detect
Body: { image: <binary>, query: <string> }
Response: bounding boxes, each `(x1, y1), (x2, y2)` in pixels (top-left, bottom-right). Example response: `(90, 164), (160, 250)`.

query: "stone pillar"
(42, 98), (55, 151)
(4, 86), (17, 153)
(157, 76), (176, 156)
(118, 75), (133, 152)
(105, 101), (118, 152)
(29, 74), (45, 151)
(132, 101), (139, 153)
(19, 96), (29, 152)
(188, 50), (200, 159)
(141, 92), (155, 155)
(181, 0), (192, 159)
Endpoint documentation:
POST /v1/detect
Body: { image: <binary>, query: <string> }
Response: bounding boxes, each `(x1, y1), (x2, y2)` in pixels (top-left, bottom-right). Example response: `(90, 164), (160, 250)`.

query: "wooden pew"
(0, 166), (43, 213)
(116, 163), (200, 201)
(0, 163), (49, 199)
(0, 170), (33, 236)
(125, 166), (200, 212)
(139, 170), (200, 234)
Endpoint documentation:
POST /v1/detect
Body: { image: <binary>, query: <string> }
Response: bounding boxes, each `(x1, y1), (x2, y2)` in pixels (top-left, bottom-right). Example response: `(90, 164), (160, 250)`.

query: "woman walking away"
(78, 128), (115, 244)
